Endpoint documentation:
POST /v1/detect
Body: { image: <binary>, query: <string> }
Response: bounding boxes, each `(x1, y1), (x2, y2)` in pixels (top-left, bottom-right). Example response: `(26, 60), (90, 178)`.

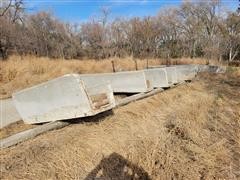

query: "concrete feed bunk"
(143, 68), (169, 88)
(10, 65), (225, 125)
(0, 99), (21, 128)
(197, 65), (226, 73)
(79, 71), (151, 93)
(174, 65), (198, 81)
(12, 74), (115, 124)
(165, 67), (178, 85)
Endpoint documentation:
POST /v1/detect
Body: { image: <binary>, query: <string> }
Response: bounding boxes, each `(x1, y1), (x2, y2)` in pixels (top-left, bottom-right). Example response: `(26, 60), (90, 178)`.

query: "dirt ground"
(0, 70), (239, 179)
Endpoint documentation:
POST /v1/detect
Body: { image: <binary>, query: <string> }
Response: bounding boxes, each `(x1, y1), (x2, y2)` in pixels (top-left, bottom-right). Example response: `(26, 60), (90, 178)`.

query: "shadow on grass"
(84, 152), (150, 180)
(65, 109), (114, 125)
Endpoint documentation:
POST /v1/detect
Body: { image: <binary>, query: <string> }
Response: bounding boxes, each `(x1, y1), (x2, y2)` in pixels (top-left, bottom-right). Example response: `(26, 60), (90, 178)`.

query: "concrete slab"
(12, 74), (115, 124)
(79, 71), (151, 93)
(0, 98), (21, 128)
(143, 68), (169, 88)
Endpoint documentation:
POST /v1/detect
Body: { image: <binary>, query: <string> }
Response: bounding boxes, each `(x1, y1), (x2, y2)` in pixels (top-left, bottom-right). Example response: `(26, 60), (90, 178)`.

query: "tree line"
(0, 0), (239, 61)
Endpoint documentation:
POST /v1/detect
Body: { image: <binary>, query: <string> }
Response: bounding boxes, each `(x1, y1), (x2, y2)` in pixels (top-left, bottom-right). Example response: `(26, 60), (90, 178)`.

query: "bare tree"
(0, 0), (239, 61)
(0, 0), (24, 59)
(99, 6), (110, 28)
(219, 12), (240, 61)
(0, 0), (12, 16)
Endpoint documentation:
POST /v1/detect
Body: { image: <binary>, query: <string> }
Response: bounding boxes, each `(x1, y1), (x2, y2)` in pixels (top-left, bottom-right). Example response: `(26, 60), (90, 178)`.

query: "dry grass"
(0, 72), (239, 179)
(0, 121), (35, 139)
(226, 66), (240, 77)
(0, 55), (211, 99)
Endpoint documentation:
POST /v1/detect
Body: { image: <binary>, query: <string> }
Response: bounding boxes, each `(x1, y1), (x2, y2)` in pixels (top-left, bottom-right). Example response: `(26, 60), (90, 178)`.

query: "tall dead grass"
(227, 66), (240, 77)
(0, 55), (215, 99)
(1, 74), (239, 179)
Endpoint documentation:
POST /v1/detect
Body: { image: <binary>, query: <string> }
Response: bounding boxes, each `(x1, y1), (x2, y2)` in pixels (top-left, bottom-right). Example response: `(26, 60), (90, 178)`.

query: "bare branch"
(0, 0), (12, 16)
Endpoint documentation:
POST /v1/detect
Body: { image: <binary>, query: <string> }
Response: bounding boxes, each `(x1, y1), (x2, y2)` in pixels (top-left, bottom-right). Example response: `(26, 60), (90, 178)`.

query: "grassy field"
(0, 68), (239, 179)
(0, 55), (211, 99)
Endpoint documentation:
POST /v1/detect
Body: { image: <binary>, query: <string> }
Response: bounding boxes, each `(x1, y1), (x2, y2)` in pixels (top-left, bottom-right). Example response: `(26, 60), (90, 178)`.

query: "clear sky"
(25, 0), (239, 23)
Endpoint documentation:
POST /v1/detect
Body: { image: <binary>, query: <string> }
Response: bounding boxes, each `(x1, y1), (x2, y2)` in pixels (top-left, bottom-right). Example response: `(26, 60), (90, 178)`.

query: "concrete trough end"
(86, 83), (116, 114)
(143, 68), (169, 88)
(12, 74), (115, 124)
(0, 99), (21, 128)
(165, 67), (178, 85)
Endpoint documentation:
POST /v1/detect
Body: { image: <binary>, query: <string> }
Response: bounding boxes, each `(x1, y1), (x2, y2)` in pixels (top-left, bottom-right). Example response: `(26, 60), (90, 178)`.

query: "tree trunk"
(229, 47), (233, 62)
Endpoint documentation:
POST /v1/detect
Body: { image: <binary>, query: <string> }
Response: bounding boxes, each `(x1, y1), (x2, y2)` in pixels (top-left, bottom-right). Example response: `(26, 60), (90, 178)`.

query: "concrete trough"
(174, 65), (198, 81)
(165, 67), (178, 85)
(12, 74), (115, 124)
(209, 65), (226, 73)
(143, 68), (169, 88)
(197, 65), (209, 72)
(79, 71), (151, 93)
(0, 98), (21, 128)
(197, 65), (226, 73)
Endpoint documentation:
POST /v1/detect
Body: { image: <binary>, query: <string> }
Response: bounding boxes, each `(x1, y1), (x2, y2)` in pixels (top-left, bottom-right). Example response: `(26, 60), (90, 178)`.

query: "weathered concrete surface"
(174, 65), (198, 81)
(165, 67), (178, 85)
(0, 98), (21, 128)
(13, 74), (115, 124)
(143, 68), (169, 88)
(86, 83), (115, 113)
(79, 71), (151, 93)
